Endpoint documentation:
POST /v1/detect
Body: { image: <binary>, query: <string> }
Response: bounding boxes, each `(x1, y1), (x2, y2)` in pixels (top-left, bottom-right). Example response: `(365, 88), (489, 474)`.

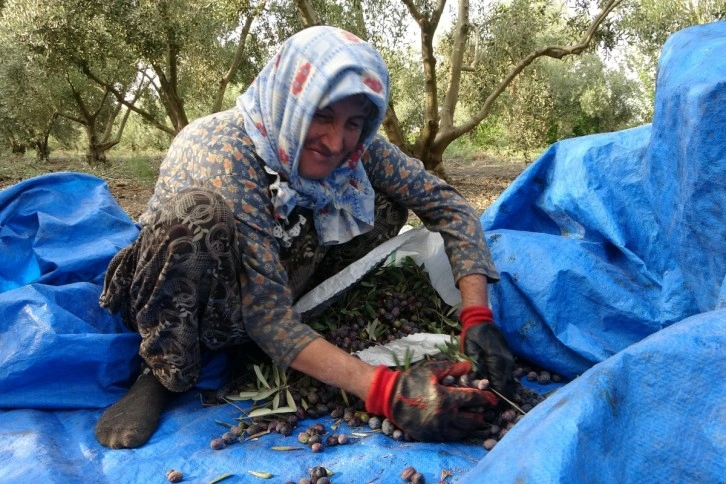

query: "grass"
(0, 151), (163, 190)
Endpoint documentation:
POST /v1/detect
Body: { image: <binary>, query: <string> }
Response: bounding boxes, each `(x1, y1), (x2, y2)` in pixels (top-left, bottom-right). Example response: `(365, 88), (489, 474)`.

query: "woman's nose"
(320, 123), (346, 154)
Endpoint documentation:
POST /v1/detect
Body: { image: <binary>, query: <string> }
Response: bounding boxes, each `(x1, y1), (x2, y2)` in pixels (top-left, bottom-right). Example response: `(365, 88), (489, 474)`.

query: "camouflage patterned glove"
(365, 360), (498, 441)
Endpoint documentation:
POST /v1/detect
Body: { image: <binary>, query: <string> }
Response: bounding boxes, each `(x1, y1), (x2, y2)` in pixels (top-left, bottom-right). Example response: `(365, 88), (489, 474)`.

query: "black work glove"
(460, 306), (516, 398)
(365, 360), (498, 442)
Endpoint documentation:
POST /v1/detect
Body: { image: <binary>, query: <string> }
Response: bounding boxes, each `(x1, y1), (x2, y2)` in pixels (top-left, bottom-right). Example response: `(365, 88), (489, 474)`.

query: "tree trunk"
(402, 0), (621, 179)
(381, 103), (413, 157)
(427, 149), (449, 182)
(34, 139), (51, 162)
(85, 127), (108, 164)
(8, 135), (27, 155)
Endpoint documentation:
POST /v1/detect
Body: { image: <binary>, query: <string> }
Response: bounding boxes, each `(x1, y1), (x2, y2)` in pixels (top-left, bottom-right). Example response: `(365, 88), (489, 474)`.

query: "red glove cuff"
(365, 365), (400, 420)
(459, 305), (494, 351)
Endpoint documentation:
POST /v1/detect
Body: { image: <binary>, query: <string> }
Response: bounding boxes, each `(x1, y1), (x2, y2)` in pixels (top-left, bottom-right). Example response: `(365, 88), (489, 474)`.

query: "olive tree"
(619, 0), (726, 119)
(1, 0), (144, 162)
(0, 8), (77, 159)
(296, 0), (623, 177)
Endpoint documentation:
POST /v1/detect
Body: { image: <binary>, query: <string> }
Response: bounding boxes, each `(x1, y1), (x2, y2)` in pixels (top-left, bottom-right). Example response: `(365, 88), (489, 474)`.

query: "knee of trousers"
(153, 188), (237, 232)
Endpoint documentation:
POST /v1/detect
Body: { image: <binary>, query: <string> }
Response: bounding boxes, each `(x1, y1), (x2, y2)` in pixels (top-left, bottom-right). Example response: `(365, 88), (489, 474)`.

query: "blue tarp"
(1, 22), (725, 483)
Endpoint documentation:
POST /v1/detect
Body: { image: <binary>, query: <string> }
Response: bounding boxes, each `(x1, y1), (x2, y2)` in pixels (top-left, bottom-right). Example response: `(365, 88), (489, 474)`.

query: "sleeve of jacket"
(362, 135), (499, 284)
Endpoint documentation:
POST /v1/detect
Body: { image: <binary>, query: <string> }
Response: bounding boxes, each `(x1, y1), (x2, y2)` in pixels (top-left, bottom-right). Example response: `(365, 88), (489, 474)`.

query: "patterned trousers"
(100, 189), (407, 391)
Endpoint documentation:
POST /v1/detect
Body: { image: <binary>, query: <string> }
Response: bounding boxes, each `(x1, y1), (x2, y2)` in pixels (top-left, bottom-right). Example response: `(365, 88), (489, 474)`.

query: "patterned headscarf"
(237, 26), (390, 245)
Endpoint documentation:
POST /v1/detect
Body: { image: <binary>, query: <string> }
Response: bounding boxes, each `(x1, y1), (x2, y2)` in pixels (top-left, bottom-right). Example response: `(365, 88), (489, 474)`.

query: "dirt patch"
(0, 153), (528, 220)
(442, 155), (527, 221)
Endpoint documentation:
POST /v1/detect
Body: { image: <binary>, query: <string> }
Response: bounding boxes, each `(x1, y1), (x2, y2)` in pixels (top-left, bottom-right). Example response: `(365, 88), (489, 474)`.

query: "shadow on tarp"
(1, 21), (726, 483)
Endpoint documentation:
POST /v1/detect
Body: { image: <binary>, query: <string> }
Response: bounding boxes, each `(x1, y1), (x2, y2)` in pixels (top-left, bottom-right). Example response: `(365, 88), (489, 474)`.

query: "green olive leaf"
(273, 364), (281, 387)
(234, 388), (279, 401)
(253, 364), (271, 389)
(247, 407), (274, 418)
(272, 391), (280, 409)
(208, 473), (233, 484)
(247, 470), (273, 479)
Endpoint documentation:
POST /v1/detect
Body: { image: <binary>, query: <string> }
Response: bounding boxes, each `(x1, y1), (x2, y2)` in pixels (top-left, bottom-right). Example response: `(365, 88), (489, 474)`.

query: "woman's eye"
(313, 112), (333, 123)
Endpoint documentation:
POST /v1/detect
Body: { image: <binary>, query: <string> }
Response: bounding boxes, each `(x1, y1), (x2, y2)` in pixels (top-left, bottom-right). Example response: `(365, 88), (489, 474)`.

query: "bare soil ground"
(0, 153), (527, 220)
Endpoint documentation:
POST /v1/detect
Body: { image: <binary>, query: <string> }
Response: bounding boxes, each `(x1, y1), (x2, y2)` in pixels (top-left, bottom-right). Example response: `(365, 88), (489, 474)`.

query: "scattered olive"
(166, 469), (183, 483)
(209, 437), (226, 450)
(381, 419), (396, 436)
(368, 416), (382, 430)
(476, 379), (490, 391)
(330, 405), (345, 419)
(401, 466), (416, 481)
(500, 409), (517, 423)
(441, 375), (456, 386)
(310, 466), (327, 478)
(246, 423), (265, 436)
(278, 422), (293, 436)
(483, 438), (497, 450)
(221, 431), (237, 445)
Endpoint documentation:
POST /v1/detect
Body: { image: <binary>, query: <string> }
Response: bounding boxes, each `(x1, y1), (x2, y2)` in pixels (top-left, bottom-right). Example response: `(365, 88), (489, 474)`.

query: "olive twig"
(489, 387), (526, 415)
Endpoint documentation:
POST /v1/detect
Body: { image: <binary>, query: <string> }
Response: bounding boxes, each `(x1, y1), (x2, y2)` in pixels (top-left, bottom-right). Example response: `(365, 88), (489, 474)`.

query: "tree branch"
(212, 2), (266, 113)
(75, 59), (176, 136)
(447, 0), (622, 142)
(101, 92), (124, 141)
(57, 111), (86, 125)
(430, 0), (448, 28)
(65, 72), (92, 123)
(295, 0), (322, 26)
(440, 0), (469, 133)
(104, 77), (148, 147)
(401, 0), (423, 23)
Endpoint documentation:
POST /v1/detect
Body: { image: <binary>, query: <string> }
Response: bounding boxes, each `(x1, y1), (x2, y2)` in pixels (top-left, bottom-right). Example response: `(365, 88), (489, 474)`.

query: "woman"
(96, 26), (514, 449)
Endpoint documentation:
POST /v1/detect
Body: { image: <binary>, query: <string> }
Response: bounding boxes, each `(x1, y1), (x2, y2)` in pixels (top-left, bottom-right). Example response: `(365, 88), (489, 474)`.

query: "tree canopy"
(1, 0), (723, 169)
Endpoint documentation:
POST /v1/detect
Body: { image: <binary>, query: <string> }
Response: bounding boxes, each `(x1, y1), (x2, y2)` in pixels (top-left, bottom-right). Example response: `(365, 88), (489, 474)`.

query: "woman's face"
(298, 95), (370, 180)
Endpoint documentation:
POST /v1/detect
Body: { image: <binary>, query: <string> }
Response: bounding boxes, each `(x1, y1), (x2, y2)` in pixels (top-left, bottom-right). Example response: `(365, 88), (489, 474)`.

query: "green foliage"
(387, 47), (426, 144)
(305, 255), (459, 337)
(118, 115), (173, 152)
(618, 0), (726, 119)
(227, 363), (297, 418)
(0, 8), (77, 157)
(443, 135), (481, 160)
(391, 347), (415, 371)
(3, 0), (720, 161)
(540, 54), (645, 141)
